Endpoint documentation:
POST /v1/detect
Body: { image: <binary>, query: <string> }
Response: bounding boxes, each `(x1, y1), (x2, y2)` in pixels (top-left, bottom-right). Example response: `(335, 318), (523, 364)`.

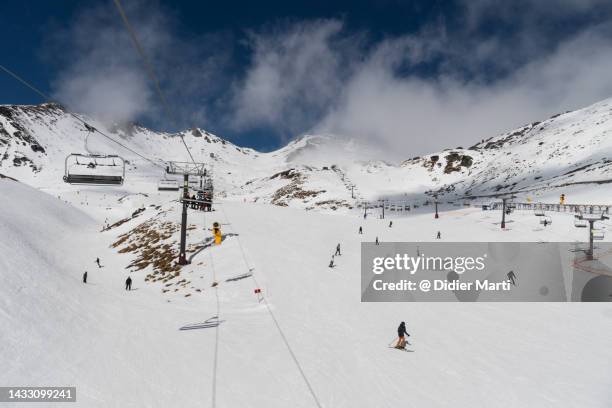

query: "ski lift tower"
(166, 161), (208, 265)
(500, 194), (517, 229)
(434, 194), (439, 219)
(576, 211), (609, 260)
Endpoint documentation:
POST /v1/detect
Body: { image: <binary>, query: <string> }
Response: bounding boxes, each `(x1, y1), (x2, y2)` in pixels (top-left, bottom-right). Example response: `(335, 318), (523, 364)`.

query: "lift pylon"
(166, 161), (209, 265)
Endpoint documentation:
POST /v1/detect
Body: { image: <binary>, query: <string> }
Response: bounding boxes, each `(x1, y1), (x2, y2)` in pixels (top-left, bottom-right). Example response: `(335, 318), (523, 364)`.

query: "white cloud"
(316, 22), (612, 159)
(48, 1), (230, 130)
(48, 1), (612, 161)
(229, 20), (350, 139)
(230, 10), (612, 160)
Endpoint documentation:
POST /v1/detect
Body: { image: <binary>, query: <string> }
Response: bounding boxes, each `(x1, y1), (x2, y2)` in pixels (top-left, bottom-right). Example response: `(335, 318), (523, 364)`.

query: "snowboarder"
(95, 257), (101, 268)
(359, 226), (363, 234)
(375, 237), (380, 245)
(83, 271), (87, 283)
(395, 321), (410, 349)
(125, 276), (132, 291)
(507, 270), (517, 286)
(436, 231), (441, 239)
(335, 243), (341, 256)
(389, 221), (393, 228)
(328, 256), (335, 268)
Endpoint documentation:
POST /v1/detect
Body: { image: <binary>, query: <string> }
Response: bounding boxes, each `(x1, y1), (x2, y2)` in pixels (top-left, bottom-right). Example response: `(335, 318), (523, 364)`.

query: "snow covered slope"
(2, 173), (612, 407)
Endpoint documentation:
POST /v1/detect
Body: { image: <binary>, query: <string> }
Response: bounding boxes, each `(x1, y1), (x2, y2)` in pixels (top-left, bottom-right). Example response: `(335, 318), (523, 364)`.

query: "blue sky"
(2, 0), (612, 156)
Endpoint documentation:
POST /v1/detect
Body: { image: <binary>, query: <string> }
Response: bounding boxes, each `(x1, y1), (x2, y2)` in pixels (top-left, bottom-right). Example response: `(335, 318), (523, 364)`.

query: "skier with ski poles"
(395, 321), (410, 349)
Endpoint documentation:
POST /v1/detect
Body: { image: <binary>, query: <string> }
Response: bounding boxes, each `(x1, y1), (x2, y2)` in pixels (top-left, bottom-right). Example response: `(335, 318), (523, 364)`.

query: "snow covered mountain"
(3, 99), (612, 407)
(3, 97), (612, 211)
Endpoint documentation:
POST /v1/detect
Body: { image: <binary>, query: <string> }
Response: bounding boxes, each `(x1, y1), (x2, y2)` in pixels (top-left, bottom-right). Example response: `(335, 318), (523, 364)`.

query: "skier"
(375, 237), (380, 245)
(389, 221), (393, 228)
(125, 276), (132, 291)
(364, 212), (367, 219)
(543, 219), (548, 227)
(335, 243), (341, 256)
(507, 270), (517, 286)
(359, 226), (363, 234)
(95, 257), (101, 268)
(83, 271), (87, 284)
(328, 256), (335, 268)
(395, 321), (410, 349)
(436, 231), (441, 239)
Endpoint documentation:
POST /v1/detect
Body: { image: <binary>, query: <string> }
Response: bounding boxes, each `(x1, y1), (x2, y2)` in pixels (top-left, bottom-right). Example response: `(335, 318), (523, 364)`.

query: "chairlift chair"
(158, 178), (179, 191)
(574, 217), (588, 228)
(540, 216), (552, 225)
(592, 230), (605, 241)
(534, 208), (545, 216)
(63, 153), (125, 185)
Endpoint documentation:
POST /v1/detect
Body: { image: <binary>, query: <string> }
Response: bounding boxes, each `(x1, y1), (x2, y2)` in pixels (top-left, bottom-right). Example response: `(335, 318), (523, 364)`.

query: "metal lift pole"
(179, 173), (189, 265)
(588, 220), (595, 260)
(501, 198), (507, 229)
(434, 197), (439, 219)
(167, 161), (208, 266)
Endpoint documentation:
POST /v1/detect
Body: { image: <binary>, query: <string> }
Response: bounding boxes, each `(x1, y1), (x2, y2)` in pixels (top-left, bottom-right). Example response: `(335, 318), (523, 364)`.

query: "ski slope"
(2, 176), (612, 407)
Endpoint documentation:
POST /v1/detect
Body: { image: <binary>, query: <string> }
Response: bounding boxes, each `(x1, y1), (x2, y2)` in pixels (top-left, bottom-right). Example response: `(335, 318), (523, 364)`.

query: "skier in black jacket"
(395, 321), (410, 348)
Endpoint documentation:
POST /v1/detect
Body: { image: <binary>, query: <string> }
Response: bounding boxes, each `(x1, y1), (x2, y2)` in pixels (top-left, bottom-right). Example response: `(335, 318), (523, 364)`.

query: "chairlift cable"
(216, 202), (324, 408)
(0, 64), (167, 170)
(201, 209), (221, 408)
(112, 0), (197, 166)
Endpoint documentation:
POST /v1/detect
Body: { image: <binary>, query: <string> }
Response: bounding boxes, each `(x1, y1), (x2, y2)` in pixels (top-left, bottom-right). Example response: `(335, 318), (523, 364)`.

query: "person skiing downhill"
(375, 237), (380, 245)
(335, 243), (341, 256)
(436, 231), (441, 239)
(395, 321), (410, 349)
(507, 270), (517, 286)
(95, 257), (101, 268)
(389, 221), (393, 228)
(359, 226), (363, 234)
(125, 276), (132, 291)
(83, 271), (87, 283)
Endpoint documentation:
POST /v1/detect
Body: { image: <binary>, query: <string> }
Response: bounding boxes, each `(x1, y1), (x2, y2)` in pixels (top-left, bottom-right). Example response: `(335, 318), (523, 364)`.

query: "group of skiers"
(329, 243), (342, 268)
(186, 190), (212, 211)
(82, 257), (133, 291)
